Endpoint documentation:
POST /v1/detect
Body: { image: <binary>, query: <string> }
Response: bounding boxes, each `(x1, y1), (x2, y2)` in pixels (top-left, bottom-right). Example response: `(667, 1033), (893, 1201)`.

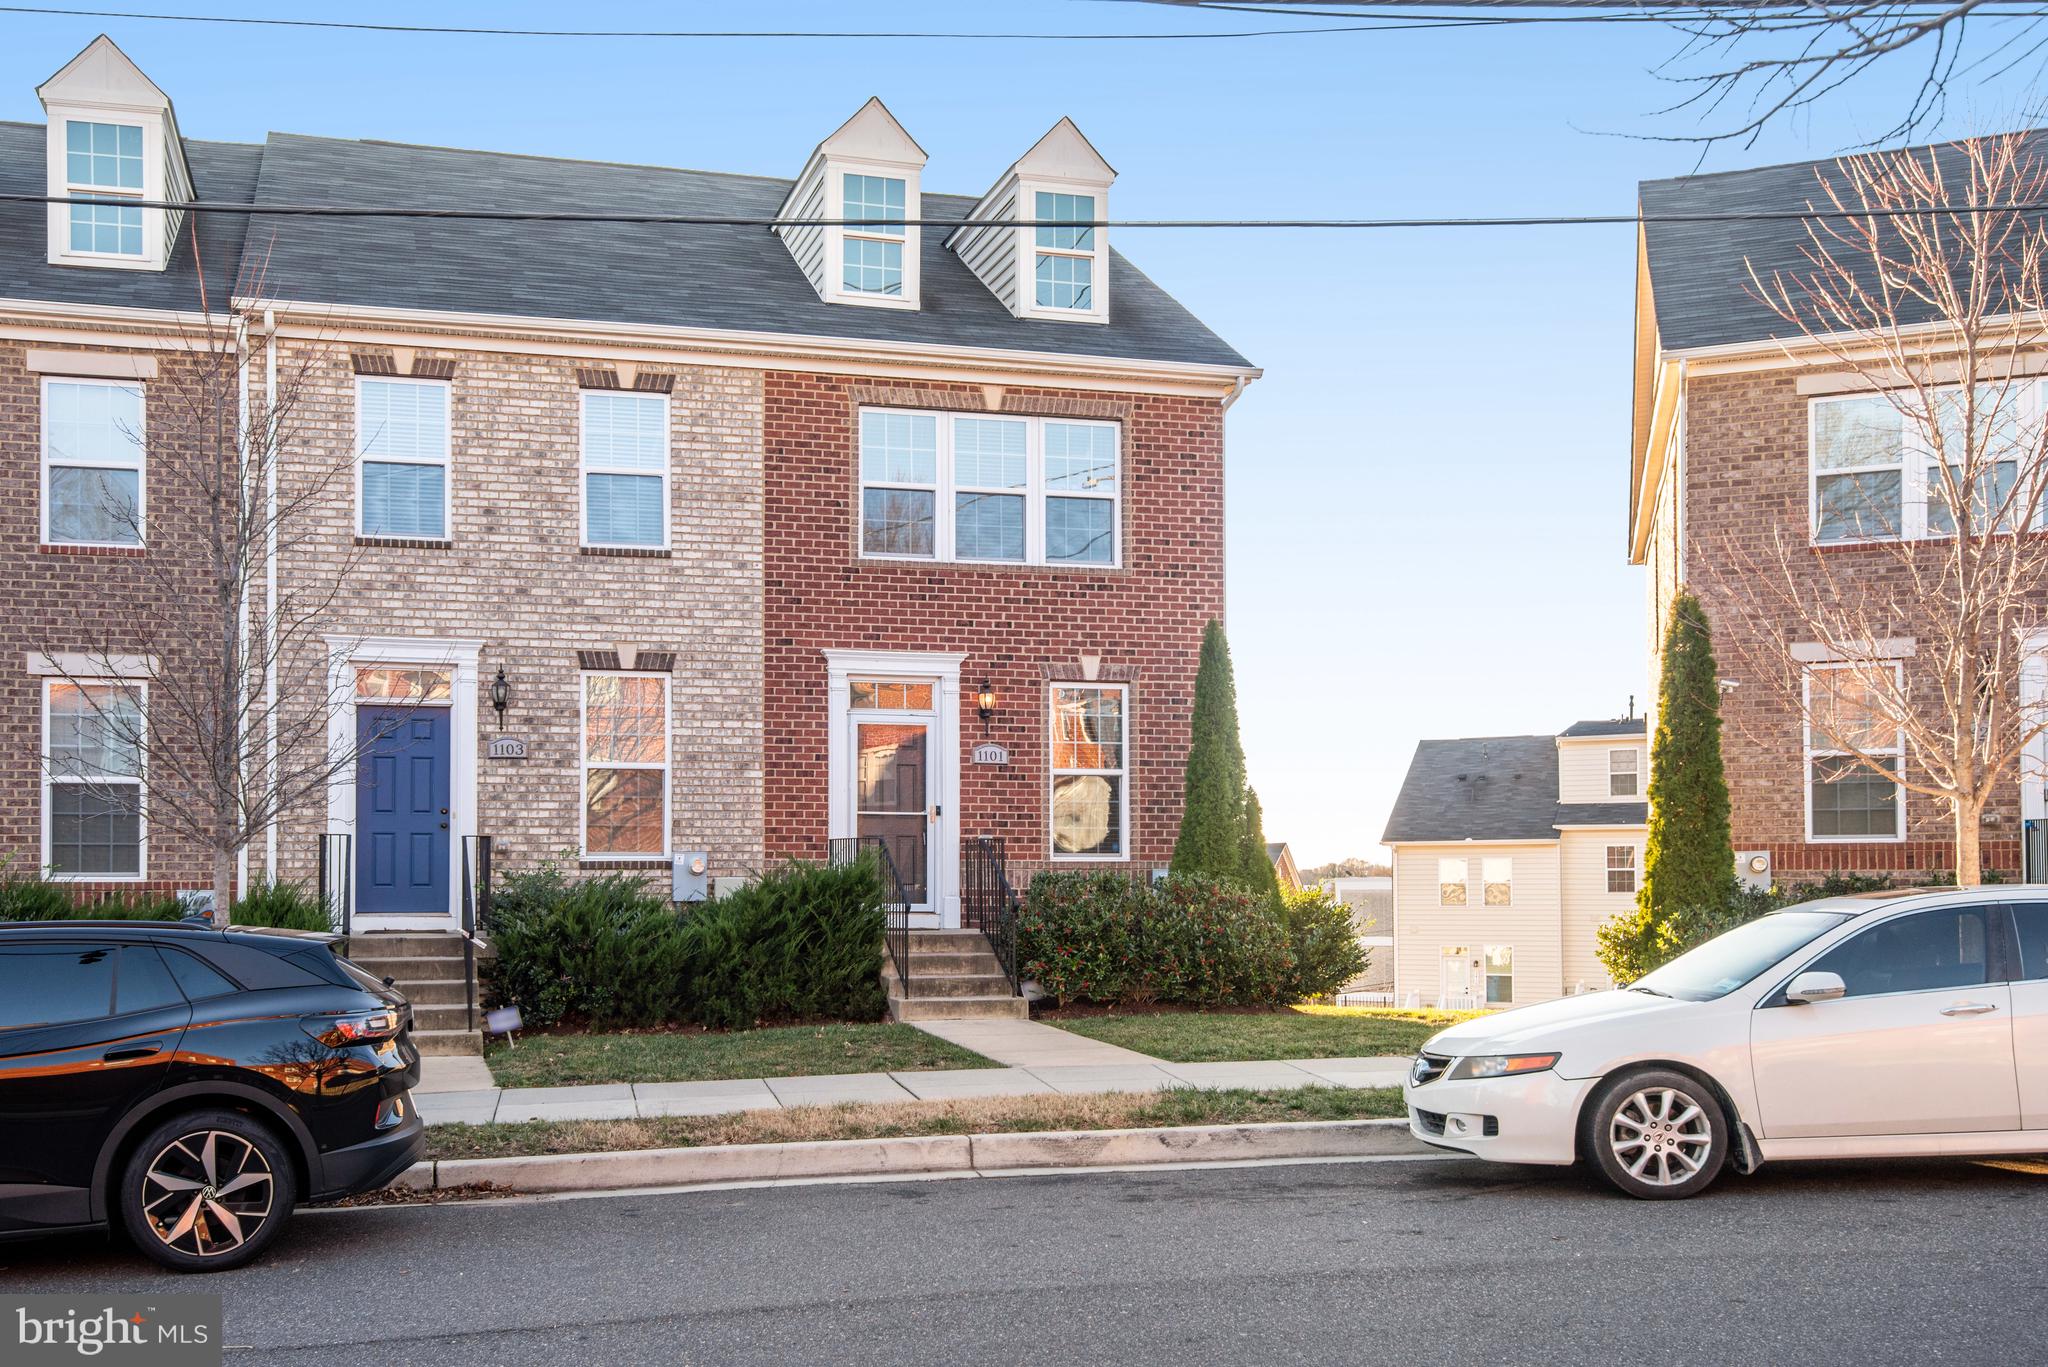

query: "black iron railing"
(962, 836), (1022, 996)
(316, 833), (353, 937)
(832, 836), (913, 995)
(460, 835), (492, 1034)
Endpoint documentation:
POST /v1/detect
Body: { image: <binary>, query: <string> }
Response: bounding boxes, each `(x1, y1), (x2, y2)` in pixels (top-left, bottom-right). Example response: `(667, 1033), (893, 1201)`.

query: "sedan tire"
(119, 1109), (298, 1272)
(1584, 1069), (1728, 1200)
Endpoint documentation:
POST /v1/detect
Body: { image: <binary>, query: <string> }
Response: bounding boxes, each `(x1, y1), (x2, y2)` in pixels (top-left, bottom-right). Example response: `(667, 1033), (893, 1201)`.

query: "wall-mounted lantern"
(976, 678), (996, 736)
(490, 665), (510, 729)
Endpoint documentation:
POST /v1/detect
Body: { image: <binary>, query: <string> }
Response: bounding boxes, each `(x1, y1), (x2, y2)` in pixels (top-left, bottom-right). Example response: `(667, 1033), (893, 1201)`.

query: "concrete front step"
(907, 929), (995, 953)
(905, 951), (1004, 976)
(887, 993), (1029, 1021)
(351, 954), (468, 983)
(411, 1003), (476, 1031)
(904, 974), (1017, 1001)
(413, 1027), (484, 1056)
(346, 932), (469, 959)
(388, 977), (470, 1006)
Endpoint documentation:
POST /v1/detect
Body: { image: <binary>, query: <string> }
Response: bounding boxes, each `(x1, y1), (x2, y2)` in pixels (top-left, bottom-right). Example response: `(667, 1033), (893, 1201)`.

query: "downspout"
(263, 308), (279, 880)
(234, 311), (250, 900)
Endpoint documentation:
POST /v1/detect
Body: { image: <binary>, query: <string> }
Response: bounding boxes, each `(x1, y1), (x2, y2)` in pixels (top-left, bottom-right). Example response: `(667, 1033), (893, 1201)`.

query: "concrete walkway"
(905, 1016), (1159, 1069)
(411, 1051), (1413, 1128)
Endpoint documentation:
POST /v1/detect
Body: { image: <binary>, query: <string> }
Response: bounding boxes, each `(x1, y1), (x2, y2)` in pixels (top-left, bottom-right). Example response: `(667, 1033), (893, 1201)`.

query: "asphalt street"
(6, 1152), (2047, 1365)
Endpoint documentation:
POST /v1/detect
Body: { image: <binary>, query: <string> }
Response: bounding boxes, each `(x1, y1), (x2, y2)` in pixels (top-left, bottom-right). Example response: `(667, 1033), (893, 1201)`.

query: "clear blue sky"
(3, 2), (2031, 866)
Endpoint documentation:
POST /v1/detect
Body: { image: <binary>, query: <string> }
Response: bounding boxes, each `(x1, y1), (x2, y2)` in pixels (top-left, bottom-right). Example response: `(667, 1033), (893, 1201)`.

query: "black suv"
(0, 920), (423, 1271)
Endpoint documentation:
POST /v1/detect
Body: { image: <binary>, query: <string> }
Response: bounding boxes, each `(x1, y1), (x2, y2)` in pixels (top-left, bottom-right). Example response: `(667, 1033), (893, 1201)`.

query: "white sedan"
(1403, 887), (2048, 1198)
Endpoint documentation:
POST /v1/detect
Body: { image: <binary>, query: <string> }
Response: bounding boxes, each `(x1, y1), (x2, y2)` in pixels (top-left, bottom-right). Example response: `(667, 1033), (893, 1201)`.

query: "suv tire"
(118, 1109), (298, 1272)
(1584, 1068), (1728, 1200)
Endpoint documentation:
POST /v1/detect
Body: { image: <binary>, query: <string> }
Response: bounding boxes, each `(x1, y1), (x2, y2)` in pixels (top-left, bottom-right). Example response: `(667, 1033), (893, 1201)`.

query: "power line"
(14, 189), (2048, 229)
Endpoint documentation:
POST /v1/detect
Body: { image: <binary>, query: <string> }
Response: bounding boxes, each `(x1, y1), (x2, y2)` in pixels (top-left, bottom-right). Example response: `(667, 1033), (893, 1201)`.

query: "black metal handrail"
(832, 836), (912, 996)
(962, 836), (1022, 996)
(460, 835), (492, 1034)
(316, 833), (353, 938)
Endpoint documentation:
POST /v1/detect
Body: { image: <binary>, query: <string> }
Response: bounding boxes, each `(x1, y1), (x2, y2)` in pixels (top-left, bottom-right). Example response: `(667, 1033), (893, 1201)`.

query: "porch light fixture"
(977, 678), (996, 736)
(490, 666), (509, 729)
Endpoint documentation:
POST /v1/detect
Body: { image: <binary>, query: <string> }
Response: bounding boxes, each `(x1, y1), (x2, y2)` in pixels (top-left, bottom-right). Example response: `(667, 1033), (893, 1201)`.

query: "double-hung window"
(1033, 191), (1096, 312)
(1606, 845), (1638, 895)
(841, 173), (906, 298)
(64, 120), (144, 258)
(44, 680), (145, 879)
(1811, 382), (2042, 543)
(357, 378), (450, 540)
(1609, 748), (1640, 797)
(1050, 684), (1128, 858)
(1482, 857), (1513, 906)
(581, 673), (669, 859)
(1483, 945), (1513, 1004)
(1438, 858), (1467, 906)
(1806, 662), (1905, 840)
(858, 409), (1120, 566)
(43, 377), (144, 546)
(581, 392), (669, 549)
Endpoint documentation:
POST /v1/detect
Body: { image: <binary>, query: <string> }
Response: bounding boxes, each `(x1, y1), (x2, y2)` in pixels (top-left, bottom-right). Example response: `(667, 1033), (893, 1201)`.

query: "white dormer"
(37, 35), (192, 273)
(948, 118), (1116, 325)
(774, 98), (926, 310)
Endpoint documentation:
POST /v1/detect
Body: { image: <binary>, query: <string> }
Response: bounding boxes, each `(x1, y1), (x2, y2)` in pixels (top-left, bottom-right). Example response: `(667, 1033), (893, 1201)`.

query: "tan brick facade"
(1667, 367), (2026, 879)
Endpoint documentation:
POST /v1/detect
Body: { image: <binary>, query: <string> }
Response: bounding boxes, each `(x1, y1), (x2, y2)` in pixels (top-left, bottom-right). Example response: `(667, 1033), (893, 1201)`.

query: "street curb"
(400, 1117), (1428, 1194)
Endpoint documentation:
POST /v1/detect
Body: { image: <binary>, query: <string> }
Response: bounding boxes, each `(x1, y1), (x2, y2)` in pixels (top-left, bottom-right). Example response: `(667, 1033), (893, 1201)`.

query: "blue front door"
(356, 705), (451, 916)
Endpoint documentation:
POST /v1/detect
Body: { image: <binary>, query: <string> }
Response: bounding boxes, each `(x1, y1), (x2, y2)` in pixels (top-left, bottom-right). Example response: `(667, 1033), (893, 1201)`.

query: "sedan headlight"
(1447, 1052), (1560, 1081)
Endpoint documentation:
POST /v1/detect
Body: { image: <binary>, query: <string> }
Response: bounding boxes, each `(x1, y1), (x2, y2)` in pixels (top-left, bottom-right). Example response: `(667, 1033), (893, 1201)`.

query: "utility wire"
(15, 190), (2048, 228)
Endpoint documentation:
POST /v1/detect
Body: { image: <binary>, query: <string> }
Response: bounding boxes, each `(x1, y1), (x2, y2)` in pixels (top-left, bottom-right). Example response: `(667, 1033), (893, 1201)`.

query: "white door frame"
(824, 648), (965, 928)
(325, 636), (481, 932)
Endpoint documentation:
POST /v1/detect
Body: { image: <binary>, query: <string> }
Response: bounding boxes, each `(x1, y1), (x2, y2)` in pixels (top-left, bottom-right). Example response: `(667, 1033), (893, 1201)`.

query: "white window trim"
(42, 677), (147, 882)
(1483, 944), (1513, 1005)
(858, 408), (1121, 568)
(1605, 844), (1638, 895)
(1803, 661), (1908, 843)
(1049, 681), (1132, 862)
(1437, 857), (1468, 907)
(41, 374), (145, 549)
(1017, 178), (1109, 324)
(826, 158), (921, 310)
(1482, 856), (1513, 907)
(579, 389), (672, 551)
(44, 106), (167, 271)
(579, 669), (672, 861)
(1608, 747), (1641, 797)
(1808, 383), (2044, 547)
(355, 376), (453, 542)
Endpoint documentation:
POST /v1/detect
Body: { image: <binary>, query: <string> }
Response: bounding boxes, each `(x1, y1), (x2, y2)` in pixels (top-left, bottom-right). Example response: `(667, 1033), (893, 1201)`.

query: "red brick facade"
(1677, 367), (2026, 879)
(761, 371), (1227, 883)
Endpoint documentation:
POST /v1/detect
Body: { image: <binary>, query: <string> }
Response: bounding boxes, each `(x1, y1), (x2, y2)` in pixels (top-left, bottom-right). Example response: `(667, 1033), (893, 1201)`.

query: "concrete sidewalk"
(411, 1052), (1412, 1128)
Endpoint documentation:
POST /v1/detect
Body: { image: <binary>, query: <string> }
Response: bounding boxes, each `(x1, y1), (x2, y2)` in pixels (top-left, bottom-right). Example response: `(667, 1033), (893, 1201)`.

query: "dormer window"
(1033, 192), (1096, 311)
(65, 120), (144, 257)
(774, 98), (926, 310)
(949, 118), (1116, 325)
(841, 173), (906, 298)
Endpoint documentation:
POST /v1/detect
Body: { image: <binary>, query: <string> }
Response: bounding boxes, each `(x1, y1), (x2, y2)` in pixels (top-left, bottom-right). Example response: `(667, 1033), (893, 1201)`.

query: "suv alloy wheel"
(119, 1109), (299, 1271)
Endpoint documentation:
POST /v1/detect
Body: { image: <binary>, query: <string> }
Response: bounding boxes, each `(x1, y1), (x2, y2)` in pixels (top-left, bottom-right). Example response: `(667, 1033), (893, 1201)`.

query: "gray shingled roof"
(1559, 718), (1647, 739)
(1381, 735), (1561, 844)
(1640, 129), (2048, 352)
(1552, 801), (1648, 827)
(0, 123), (260, 313)
(0, 120), (1246, 369)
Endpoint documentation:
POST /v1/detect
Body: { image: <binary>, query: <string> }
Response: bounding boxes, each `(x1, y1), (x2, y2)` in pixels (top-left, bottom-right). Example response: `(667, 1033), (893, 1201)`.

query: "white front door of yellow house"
(854, 718), (933, 911)
(1440, 946), (1481, 1011)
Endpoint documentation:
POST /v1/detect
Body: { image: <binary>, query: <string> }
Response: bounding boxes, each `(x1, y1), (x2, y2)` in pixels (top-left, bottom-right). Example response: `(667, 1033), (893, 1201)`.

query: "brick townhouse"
(0, 39), (1258, 951)
(1629, 134), (2047, 883)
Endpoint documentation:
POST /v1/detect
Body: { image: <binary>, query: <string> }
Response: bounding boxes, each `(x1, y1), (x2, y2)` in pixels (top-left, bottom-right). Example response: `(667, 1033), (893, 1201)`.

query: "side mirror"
(1786, 970), (1847, 1005)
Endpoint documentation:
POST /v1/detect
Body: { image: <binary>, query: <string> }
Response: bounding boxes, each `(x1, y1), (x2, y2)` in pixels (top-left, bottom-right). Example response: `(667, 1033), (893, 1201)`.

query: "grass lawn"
(1044, 1004), (1483, 1063)
(484, 1022), (990, 1088)
(424, 1085), (1405, 1160)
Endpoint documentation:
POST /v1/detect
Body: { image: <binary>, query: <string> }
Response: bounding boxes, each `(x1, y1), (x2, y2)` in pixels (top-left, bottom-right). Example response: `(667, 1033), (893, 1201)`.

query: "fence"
(316, 833), (352, 936)
(960, 836), (1021, 995)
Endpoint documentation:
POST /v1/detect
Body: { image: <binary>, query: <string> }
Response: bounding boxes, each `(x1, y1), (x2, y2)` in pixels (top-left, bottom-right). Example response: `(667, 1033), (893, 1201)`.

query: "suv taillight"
(301, 1009), (400, 1048)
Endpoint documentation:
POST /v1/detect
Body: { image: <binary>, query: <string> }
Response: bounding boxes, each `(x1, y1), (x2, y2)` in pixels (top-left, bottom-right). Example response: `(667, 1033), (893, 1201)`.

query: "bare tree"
(1701, 132), (2048, 884)
(34, 249), (379, 923)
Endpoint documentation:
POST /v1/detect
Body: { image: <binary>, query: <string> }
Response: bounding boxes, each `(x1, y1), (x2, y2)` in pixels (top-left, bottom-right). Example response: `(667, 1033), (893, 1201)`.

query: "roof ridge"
(1639, 124), (2048, 192)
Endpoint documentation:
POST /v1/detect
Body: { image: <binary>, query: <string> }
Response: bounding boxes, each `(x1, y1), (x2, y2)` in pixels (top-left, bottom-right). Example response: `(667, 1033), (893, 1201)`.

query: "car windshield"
(1628, 910), (1852, 1002)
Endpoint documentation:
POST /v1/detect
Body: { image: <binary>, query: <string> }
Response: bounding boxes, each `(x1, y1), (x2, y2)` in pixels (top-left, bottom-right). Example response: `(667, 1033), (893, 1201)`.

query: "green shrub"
(483, 863), (691, 1028)
(0, 861), (182, 921)
(1276, 886), (1367, 1000)
(1020, 871), (1299, 1008)
(231, 877), (333, 931)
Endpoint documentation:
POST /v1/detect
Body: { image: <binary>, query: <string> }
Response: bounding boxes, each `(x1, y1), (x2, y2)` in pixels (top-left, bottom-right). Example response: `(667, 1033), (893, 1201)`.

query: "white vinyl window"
(1482, 857), (1513, 906)
(581, 392), (670, 549)
(1609, 748), (1640, 797)
(43, 680), (145, 880)
(841, 173), (905, 298)
(581, 672), (669, 859)
(1805, 662), (1905, 841)
(64, 119), (144, 258)
(357, 378), (451, 540)
(1484, 944), (1513, 1005)
(1033, 191), (1097, 311)
(1606, 845), (1638, 895)
(42, 377), (144, 547)
(1051, 684), (1128, 859)
(1810, 383), (2043, 544)
(1437, 858), (1467, 907)
(859, 409), (1120, 567)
